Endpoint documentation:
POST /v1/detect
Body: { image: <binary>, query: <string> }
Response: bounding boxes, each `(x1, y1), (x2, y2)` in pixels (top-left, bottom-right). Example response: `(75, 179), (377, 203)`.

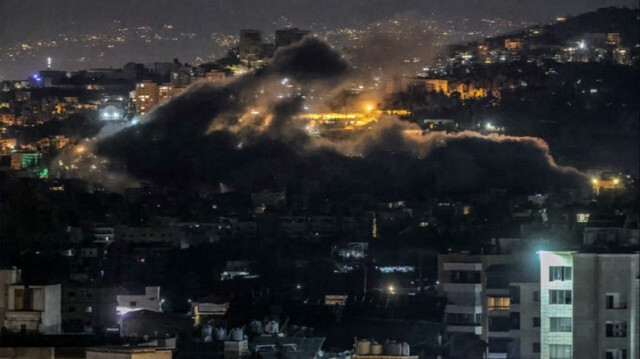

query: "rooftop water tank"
(371, 342), (383, 355)
(214, 327), (227, 341)
(230, 328), (244, 341)
(385, 341), (402, 356)
(356, 339), (371, 355)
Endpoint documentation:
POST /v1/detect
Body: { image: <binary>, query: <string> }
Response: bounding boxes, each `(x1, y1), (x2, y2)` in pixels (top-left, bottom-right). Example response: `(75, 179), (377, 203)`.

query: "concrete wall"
(0, 347), (55, 359)
(0, 268), (20, 325)
(42, 284), (62, 334)
(511, 282), (540, 359)
(86, 349), (172, 359)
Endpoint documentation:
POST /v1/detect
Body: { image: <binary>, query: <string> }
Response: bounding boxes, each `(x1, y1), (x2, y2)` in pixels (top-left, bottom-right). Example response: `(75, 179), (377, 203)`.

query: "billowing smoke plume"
(89, 37), (584, 194)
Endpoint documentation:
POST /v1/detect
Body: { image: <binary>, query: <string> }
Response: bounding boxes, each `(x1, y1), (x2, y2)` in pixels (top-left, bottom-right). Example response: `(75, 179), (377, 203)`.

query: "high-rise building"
(539, 251), (639, 359)
(133, 80), (159, 115)
(275, 28), (311, 48)
(239, 29), (264, 62)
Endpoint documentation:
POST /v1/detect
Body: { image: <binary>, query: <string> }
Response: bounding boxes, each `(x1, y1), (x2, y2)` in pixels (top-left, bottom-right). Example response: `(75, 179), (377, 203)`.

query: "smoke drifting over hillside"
(345, 12), (440, 79)
(93, 38), (585, 194)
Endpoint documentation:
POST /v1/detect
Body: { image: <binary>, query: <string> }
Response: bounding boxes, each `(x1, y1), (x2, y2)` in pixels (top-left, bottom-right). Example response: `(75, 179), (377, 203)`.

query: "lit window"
(488, 296), (510, 310)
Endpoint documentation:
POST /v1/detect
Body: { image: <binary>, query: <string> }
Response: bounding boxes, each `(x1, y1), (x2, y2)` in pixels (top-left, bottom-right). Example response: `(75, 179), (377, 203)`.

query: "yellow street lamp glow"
(364, 103), (374, 112)
(388, 285), (395, 293)
(591, 178), (598, 185)
(613, 178), (619, 185)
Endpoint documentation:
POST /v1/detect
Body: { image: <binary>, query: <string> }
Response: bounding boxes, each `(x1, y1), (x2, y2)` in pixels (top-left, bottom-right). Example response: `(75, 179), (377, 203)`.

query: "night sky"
(0, 0), (638, 79)
(2, 0), (637, 37)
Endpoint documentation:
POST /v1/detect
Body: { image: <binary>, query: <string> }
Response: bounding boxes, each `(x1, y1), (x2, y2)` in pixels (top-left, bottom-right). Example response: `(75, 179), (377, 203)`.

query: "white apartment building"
(540, 251), (574, 359)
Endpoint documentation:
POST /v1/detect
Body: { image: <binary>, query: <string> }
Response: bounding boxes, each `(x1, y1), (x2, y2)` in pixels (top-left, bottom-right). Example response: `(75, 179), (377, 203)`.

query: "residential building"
(86, 346), (172, 359)
(133, 80), (159, 115)
(191, 294), (230, 325)
(438, 253), (512, 341)
(239, 29), (264, 63)
(485, 265), (515, 358)
(540, 251), (639, 359)
(62, 283), (119, 332)
(0, 267), (21, 326)
(116, 286), (161, 315)
(3, 283), (62, 334)
(92, 227), (115, 244)
(158, 83), (174, 103)
(115, 225), (180, 246)
(539, 251), (574, 359)
(573, 253), (639, 359)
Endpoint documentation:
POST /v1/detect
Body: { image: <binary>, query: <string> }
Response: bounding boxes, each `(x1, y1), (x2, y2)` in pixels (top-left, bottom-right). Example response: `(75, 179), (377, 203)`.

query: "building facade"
(540, 251), (639, 359)
(573, 253), (639, 359)
(133, 80), (159, 115)
(3, 284), (62, 334)
(539, 251), (574, 359)
(438, 253), (512, 341)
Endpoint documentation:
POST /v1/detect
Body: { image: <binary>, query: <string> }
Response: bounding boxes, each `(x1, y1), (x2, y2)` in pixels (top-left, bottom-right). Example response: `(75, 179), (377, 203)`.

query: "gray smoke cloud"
(84, 37), (585, 194)
(346, 12), (440, 77)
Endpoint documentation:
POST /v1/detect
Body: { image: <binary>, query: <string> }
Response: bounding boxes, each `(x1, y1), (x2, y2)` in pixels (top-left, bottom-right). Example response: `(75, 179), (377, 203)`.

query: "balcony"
(443, 283), (482, 292)
(444, 263), (482, 271)
(447, 324), (482, 335)
(445, 305), (483, 314)
(606, 302), (627, 310)
(3, 310), (42, 332)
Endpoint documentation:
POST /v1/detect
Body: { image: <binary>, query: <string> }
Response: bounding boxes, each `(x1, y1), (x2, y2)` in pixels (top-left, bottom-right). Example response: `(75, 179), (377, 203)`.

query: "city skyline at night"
(0, 2), (638, 359)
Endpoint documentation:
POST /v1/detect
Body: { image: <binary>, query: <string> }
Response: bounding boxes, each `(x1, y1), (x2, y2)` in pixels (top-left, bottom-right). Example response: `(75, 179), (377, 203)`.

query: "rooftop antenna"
(47, 57), (52, 70)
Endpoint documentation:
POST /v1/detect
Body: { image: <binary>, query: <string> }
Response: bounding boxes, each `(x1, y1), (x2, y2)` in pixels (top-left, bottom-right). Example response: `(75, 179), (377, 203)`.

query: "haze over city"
(0, 1), (638, 359)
